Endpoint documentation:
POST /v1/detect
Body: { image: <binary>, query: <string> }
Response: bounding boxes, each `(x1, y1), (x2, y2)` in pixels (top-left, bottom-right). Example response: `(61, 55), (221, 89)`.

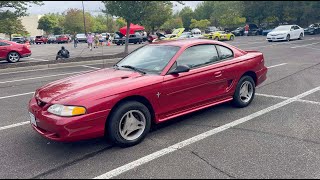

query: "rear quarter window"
(216, 45), (234, 60)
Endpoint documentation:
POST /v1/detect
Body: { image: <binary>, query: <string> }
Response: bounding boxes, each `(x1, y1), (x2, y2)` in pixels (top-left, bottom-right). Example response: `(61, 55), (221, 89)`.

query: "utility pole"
(82, 1), (87, 34)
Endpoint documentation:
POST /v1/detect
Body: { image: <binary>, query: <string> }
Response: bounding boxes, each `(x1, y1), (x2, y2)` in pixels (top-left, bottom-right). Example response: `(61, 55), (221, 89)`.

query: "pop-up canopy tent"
(119, 23), (145, 35)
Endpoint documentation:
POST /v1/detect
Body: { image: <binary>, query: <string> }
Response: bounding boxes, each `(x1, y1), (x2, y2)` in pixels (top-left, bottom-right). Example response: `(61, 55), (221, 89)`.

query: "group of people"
(56, 32), (111, 60)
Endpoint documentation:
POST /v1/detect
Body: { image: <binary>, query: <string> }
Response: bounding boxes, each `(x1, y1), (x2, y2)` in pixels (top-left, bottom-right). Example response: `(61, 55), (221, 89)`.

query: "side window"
(175, 45), (219, 69)
(216, 45), (234, 60)
(294, 26), (299, 30)
(0, 42), (9, 46)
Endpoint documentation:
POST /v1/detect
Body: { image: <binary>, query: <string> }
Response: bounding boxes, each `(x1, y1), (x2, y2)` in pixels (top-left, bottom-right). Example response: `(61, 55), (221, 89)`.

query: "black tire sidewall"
(107, 101), (151, 147)
(232, 76), (255, 108)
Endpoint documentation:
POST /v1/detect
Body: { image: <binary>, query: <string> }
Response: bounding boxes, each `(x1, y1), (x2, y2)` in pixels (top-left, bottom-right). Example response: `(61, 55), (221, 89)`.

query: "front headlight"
(47, 104), (87, 117)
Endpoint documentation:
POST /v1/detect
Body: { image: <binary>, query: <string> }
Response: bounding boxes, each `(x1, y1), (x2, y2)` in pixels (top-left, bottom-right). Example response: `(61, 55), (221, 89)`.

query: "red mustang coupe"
(29, 39), (267, 147)
(0, 40), (32, 63)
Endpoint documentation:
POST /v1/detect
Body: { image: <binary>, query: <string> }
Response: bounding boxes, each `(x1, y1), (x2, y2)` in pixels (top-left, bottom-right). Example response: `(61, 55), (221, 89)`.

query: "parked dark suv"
(112, 32), (143, 45)
(232, 24), (262, 36)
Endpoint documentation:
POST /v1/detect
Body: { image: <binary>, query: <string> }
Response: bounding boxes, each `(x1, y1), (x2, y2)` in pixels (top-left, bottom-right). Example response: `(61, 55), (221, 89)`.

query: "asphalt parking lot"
(0, 35), (320, 178)
(0, 42), (144, 64)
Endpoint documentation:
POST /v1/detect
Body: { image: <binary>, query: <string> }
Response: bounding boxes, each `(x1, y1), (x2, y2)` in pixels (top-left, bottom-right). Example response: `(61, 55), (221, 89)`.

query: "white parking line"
(82, 65), (101, 70)
(291, 42), (320, 48)
(0, 92), (34, 100)
(0, 70), (91, 84)
(256, 93), (320, 105)
(267, 63), (287, 69)
(0, 121), (29, 131)
(94, 86), (320, 179)
(25, 57), (49, 61)
(0, 63), (106, 76)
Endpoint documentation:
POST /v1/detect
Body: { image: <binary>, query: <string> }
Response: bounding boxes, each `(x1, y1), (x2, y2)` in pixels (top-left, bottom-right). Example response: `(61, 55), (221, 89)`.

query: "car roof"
(150, 39), (226, 47)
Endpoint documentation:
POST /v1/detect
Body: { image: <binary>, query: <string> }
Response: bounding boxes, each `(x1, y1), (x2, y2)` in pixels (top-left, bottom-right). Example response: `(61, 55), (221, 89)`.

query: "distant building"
(20, 14), (44, 37)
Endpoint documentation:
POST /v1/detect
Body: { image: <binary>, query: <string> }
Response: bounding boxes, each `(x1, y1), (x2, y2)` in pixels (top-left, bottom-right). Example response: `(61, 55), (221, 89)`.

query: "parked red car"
(29, 39), (267, 147)
(56, 35), (69, 44)
(0, 40), (31, 63)
(35, 35), (48, 44)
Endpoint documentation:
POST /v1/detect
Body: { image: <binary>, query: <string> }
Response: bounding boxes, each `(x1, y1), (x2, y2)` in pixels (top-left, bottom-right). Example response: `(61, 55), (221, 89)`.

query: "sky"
(27, 1), (202, 15)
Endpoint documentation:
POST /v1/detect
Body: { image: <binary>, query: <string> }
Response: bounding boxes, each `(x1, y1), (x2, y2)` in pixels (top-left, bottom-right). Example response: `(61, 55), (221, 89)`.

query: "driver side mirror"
(169, 65), (190, 75)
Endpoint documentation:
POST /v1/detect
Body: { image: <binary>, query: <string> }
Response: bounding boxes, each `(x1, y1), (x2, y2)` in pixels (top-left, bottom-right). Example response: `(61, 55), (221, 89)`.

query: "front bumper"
(28, 97), (111, 142)
(266, 34), (287, 41)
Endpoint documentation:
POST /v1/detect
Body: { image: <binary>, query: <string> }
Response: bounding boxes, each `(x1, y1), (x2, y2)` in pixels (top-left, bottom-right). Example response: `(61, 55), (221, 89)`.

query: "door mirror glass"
(170, 65), (190, 74)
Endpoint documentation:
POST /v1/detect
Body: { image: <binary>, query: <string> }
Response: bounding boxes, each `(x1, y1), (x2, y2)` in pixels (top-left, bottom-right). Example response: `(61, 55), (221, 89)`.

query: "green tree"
(161, 17), (183, 31)
(53, 27), (63, 35)
(103, 1), (182, 54)
(0, 1), (43, 19)
(0, 16), (26, 40)
(115, 17), (126, 29)
(142, 1), (173, 34)
(37, 14), (59, 34)
(189, 19), (210, 31)
(63, 8), (94, 34)
(179, 6), (194, 30)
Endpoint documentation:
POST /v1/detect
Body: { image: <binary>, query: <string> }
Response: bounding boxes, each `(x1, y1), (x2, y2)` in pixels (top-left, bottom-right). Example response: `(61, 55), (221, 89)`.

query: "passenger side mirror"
(169, 65), (190, 74)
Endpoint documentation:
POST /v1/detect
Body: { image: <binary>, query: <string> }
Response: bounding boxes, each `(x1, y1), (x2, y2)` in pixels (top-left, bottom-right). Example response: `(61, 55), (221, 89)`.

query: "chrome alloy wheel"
(239, 81), (254, 103)
(8, 52), (20, 62)
(119, 110), (146, 141)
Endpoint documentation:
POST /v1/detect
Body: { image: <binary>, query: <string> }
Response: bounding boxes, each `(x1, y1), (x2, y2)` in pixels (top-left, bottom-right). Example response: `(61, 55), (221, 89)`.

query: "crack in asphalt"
(31, 145), (113, 179)
(190, 151), (236, 179)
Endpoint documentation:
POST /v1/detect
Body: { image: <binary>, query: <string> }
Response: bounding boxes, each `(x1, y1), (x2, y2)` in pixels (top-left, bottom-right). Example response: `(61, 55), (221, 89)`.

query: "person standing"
(94, 34), (99, 48)
(73, 33), (79, 48)
(87, 32), (93, 51)
(244, 24), (249, 36)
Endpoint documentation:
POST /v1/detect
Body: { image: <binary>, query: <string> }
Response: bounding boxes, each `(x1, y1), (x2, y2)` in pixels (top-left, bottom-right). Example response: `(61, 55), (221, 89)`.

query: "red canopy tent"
(119, 23), (145, 35)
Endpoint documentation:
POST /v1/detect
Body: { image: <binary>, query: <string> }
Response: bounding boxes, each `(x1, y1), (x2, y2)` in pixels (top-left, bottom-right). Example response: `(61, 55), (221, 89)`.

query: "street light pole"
(82, 1), (87, 35)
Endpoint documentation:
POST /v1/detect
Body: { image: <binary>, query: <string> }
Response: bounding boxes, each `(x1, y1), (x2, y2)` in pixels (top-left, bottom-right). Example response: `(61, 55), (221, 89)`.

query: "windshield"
(273, 26), (291, 31)
(116, 45), (180, 74)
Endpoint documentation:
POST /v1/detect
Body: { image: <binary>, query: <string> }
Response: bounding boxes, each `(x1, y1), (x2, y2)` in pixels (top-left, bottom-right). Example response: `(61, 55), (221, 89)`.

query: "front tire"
(107, 101), (151, 147)
(298, 33), (303, 40)
(286, 34), (290, 41)
(214, 36), (219, 41)
(232, 76), (255, 108)
(229, 35), (234, 41)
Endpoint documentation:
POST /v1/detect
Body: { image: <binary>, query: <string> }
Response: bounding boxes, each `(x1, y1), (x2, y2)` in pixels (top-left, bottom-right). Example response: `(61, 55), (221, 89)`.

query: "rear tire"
(232, 76), (255, 108)
(106, 101), (151, 147)
(7, 51), (21, 63)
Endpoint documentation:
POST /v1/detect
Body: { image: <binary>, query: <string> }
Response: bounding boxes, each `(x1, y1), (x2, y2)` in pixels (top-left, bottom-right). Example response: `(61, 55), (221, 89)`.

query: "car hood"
(36, 68), (162, 105)
(268, 30), (288, 35)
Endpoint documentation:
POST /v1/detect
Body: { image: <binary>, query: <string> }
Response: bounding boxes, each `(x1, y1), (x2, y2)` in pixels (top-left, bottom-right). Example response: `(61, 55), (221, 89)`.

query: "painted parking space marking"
(0, 121), (29, 131)
(82, 65), (101, 70)
(25, 57), (49, 61)
(291, 42), (320, 48)
(0, 92), (34, 100)
(94, 86), (320, 179)
(267, 63), (287, 69)
(256, 93), (320, 105)
(0, 70), (91, 84)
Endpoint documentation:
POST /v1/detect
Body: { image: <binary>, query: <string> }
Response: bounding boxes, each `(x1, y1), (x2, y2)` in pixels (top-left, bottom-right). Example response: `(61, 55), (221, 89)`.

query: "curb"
(0, 58), (122, 73)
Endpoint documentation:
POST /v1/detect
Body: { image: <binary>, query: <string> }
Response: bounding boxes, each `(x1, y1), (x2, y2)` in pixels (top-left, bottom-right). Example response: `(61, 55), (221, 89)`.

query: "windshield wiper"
(121, 65), (146, 74)
(113, 64), (119, 69)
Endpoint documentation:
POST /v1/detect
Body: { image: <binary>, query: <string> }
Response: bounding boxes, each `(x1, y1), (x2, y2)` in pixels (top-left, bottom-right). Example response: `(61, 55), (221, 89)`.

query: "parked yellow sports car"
(205, 31), (235, 41)
(164, 28), (185, 40)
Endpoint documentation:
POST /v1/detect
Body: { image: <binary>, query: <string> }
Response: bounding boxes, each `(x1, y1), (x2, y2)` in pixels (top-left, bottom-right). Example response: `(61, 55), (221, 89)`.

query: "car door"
(158, 44), (229, 120)
(0, 42), (10, 59)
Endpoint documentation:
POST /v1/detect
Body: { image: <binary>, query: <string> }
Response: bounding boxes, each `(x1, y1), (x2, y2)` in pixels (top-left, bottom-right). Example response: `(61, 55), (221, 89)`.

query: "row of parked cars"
(10, 35), (72, 45)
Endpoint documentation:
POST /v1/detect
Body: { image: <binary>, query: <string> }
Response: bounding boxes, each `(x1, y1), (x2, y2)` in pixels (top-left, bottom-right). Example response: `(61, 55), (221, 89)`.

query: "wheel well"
(242, 71), (257, 85)
(7, 51), (21, 58)
(107, 95), (156, 124)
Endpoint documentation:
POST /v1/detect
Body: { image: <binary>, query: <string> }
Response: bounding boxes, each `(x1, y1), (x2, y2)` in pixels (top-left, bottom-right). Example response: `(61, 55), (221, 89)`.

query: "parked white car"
(267, 25), (304, 42)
